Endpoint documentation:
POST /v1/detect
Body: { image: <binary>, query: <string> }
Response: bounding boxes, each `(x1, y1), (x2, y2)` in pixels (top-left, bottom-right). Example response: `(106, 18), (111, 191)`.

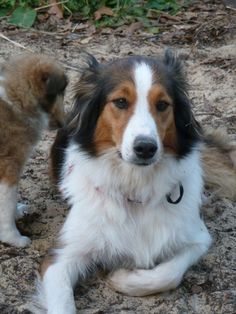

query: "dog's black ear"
(164, 49), (202, 157)
(66, 54), (105, 155)
(82, 53), (100, 70)
(164, 49), (188, 96)
(164, 49), (182, 72)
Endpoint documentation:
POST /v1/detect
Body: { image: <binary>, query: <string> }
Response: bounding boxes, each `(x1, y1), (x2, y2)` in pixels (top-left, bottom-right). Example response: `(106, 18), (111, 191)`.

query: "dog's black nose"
(133, 136), (157, 159)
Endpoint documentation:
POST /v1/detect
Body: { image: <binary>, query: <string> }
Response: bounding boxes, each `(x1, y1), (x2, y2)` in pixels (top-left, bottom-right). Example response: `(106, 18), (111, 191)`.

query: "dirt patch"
(0, 3), (236, 313)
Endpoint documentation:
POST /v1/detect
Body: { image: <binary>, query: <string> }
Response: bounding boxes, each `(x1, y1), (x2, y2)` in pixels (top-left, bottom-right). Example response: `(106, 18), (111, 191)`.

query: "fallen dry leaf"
(48, 0), (64, 20)
(94, 6), (114, 21)
(80, 36), (93, 44)
(127, 22), (143, 34)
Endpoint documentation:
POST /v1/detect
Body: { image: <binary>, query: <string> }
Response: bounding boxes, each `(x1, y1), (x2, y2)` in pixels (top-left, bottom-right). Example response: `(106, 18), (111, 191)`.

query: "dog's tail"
(202, 127), (236, 200)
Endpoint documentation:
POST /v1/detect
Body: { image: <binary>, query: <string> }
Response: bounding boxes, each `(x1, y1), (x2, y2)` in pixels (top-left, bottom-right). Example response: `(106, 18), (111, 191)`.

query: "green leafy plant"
(0, 0), (41, 27)
(64, 0), (181, 29)
(0, 0), (182, 29)
(146, 0), (180, 13)
(8, 6), (36, 28)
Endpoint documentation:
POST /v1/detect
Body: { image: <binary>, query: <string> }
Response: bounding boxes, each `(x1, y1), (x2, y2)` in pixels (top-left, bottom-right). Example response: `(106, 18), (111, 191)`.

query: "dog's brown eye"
(113, 98), (128, 110)
(156, 101), (169, 112)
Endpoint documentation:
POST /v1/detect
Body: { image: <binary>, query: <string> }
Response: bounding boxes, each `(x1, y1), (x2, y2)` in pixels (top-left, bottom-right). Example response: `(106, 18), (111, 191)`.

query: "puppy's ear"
(43, 72), (68, 100)
(39, 71), (67, 118)
(164, 49), (202, 157)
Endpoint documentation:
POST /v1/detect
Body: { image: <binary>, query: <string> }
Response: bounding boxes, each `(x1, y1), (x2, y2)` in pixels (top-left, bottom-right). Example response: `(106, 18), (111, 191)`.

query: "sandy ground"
(0, 7), (236, 314)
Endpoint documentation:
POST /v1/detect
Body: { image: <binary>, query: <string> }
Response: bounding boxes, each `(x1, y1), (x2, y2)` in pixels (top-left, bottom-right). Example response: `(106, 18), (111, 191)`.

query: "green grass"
(0, 0), (182, 29)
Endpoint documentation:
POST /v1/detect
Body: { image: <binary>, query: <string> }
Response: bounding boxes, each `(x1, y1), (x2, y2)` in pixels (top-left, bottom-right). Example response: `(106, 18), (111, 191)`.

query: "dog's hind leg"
(108, 229), (211, 296)
(0, 181), (30, 247)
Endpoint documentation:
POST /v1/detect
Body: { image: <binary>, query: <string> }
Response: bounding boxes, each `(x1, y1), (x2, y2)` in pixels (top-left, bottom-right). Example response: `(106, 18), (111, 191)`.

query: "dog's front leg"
(41, 257), (85, 314)
(39, 241), (95, 314)
(108, 234), (211, 296)
(37, 208), (99, 314)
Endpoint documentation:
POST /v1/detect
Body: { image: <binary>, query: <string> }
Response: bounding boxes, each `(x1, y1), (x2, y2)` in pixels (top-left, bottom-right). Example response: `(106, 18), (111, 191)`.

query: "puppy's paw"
(15, 203), (30, 220)
(13, 234), (31, 247)
(0, 232), (31, 247)
(107, 269), (150, 296)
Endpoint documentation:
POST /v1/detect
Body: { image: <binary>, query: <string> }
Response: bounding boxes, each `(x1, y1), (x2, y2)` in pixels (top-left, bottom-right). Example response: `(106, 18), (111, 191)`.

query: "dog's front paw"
(15, 203), (30, 220)
(107, 269), (150, 296)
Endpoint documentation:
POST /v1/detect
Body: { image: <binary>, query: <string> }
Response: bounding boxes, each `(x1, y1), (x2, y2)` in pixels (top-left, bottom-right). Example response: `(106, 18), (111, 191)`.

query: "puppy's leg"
(0, 181), (30, 247)
(108, 231), (211, 296)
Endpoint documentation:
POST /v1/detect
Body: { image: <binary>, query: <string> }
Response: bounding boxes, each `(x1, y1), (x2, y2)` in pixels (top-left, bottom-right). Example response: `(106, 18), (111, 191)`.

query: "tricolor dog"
(34, 51), (235, 313)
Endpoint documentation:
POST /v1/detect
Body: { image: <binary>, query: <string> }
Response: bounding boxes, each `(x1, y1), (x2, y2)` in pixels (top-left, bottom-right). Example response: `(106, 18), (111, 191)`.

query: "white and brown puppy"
(0, 54), (67, 247)
(34, 51), (233, 313)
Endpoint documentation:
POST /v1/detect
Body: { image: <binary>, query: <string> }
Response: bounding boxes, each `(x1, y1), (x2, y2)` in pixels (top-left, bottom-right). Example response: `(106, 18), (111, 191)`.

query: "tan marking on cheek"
(94, 82), (136, 154)
(93, 107), (115, 153)
(159, 110), (178, 153)
(148, 85), (178, 154)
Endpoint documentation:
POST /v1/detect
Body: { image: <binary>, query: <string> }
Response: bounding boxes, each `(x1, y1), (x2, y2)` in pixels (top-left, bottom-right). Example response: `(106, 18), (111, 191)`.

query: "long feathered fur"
(202, 127), (236, 200)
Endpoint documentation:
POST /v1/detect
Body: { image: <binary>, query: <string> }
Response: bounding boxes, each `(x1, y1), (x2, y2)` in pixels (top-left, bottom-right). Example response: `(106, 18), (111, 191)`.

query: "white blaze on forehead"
(132, 62), (157, 137)
(120, 62), (162, 163)
(134, 62), (153, 104)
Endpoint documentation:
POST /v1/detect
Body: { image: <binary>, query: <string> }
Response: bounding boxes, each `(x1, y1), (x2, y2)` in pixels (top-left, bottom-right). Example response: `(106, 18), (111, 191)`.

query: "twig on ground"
(195, 112), (222, 117)
(0, 32), (80, 72)
(35, 0), (69, 11)
(63, 63), (80, 71)
(0, 33), (34, 52)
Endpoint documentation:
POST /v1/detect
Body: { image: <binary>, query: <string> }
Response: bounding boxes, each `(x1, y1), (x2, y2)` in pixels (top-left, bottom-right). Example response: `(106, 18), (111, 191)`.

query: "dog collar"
(127, 183), (184, 205)
(95, 181), (184, 206)
(166, 183), (184, 204)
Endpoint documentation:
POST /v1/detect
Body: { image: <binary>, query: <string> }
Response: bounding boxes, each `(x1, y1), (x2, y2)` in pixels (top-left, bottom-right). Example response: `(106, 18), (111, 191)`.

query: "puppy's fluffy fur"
(34, 51), (234, 314)
(0, 54), (67, 247)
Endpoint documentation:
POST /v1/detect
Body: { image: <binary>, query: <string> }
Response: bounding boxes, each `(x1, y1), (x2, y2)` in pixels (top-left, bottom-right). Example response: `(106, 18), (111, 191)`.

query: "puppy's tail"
(202, 127), (236, 200)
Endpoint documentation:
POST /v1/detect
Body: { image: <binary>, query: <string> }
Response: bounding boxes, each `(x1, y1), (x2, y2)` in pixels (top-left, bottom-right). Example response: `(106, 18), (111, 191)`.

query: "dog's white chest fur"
(59, 145), (209, 270)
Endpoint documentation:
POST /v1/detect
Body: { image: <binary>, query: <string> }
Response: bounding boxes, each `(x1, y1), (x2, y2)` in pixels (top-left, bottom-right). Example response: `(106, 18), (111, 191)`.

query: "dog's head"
(68, 51), (201, 166)
(5, 54), (68, 128)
